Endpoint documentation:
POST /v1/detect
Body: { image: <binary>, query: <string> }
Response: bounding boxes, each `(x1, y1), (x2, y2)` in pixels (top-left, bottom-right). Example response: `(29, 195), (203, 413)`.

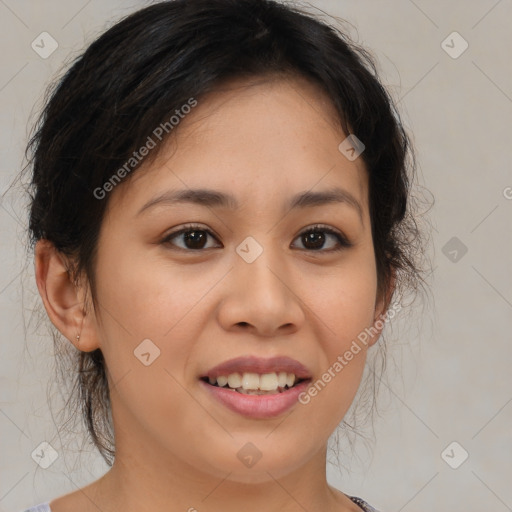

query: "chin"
(198, 446), (310, 484)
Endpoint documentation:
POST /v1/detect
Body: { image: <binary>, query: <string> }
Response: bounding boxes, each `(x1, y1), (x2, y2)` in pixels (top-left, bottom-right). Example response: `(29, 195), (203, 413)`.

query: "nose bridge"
(235, 233), (287, 299)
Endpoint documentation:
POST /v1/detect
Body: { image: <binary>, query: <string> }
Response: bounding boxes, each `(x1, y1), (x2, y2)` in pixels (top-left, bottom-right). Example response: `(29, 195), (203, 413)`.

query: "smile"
(199, 355), (313, 418)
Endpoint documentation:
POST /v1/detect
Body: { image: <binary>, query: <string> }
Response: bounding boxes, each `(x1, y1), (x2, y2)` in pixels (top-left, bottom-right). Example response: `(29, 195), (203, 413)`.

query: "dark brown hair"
(21, 0), (431, 467)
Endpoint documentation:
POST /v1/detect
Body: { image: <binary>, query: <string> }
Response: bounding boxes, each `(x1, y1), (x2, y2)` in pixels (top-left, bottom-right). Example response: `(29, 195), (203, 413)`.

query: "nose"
(217, 246), (305, 338)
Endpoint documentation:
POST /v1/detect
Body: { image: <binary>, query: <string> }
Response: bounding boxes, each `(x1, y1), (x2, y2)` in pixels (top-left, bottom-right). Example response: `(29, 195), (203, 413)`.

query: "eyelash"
(160, 223), (353, 253)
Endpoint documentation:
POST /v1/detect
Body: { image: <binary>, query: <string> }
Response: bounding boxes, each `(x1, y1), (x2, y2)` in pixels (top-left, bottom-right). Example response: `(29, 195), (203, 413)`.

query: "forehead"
(109, 74), (369, 219)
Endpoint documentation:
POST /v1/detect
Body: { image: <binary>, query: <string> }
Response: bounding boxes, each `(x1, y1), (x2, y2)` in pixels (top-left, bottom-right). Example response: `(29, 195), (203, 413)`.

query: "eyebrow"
(136, 187), (363, 223)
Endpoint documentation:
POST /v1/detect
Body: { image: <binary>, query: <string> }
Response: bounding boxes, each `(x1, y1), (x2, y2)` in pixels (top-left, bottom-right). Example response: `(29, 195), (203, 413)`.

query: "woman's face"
(85, 75), (388, 482)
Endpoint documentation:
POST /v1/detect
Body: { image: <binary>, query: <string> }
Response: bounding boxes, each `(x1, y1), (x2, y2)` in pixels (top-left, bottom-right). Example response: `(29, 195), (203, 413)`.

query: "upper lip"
(202, 356), (312, 380)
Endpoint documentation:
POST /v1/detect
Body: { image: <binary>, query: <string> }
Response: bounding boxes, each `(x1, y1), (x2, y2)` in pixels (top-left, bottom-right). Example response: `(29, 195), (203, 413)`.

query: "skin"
(35, 74), (395, 512)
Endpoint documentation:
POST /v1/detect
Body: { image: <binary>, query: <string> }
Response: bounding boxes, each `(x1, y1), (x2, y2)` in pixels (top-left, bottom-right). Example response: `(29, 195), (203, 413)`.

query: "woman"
(21, 0), (428, 510)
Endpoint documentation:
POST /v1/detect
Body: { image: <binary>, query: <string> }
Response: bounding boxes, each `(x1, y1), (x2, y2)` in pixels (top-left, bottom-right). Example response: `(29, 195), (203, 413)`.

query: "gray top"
(21, 495), (381, 512)
(21, 505), (51, 512)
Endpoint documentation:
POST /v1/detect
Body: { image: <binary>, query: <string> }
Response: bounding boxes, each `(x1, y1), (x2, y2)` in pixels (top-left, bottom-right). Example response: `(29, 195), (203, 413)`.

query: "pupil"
(304, 231), (324, 249)
(185, 230), (206, 249)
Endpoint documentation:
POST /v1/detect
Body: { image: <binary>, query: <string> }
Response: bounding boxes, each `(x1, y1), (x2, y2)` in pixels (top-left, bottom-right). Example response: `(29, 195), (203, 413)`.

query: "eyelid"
(296, 223), (351, 242)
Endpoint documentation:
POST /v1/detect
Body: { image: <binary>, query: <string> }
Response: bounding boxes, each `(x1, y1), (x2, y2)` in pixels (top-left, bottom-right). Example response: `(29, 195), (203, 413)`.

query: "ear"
(367, 267), (397, 347)
(34, 239), (100, 352)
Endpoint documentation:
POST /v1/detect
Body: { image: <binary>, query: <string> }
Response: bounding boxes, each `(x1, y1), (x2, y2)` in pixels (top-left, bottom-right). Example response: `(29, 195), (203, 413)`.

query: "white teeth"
(208, 371), (299, 391)
(259, 373), (278, 391)
(227, 373), (242, 388)
(216, 375), (228, 387)
(277, 371), (288, 387)
(242, 372), (260, 390)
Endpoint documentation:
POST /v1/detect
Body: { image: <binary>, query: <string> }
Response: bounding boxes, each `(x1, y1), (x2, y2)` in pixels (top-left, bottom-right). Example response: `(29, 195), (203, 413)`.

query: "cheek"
(299, 249), (377, 409)
(305, 249), (378, 346)
(93, 242), (223, 388)
(92, 246), (209, 445)
(298, 280), (375, 432)
(94, 240), (202, 335)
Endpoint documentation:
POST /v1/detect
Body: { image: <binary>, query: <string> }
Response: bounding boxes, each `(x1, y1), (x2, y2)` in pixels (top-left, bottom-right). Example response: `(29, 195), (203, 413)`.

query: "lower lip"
(199, 379), (311, 419)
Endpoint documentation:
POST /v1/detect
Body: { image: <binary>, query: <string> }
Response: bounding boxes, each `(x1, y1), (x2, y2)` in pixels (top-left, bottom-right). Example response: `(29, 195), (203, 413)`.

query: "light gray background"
(1, 1), (511, 511)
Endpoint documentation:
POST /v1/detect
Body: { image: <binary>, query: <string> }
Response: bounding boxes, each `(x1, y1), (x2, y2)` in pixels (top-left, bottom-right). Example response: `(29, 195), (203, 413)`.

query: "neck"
(90, 433), (356, 512)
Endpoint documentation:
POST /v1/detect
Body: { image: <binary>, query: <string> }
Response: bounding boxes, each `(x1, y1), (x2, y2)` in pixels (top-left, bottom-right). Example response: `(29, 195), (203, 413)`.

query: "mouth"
(198, 356), (312, 418)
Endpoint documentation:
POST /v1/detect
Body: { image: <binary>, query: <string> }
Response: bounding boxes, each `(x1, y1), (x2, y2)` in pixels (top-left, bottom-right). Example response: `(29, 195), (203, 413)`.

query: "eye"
(161, 224), (220, 251)
(161, 223), (352, 253)
(292, 224), (353, 252)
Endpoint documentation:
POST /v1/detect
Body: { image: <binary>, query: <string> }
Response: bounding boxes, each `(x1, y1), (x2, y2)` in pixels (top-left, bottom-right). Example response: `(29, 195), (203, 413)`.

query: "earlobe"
(34, 239), (100, 352)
